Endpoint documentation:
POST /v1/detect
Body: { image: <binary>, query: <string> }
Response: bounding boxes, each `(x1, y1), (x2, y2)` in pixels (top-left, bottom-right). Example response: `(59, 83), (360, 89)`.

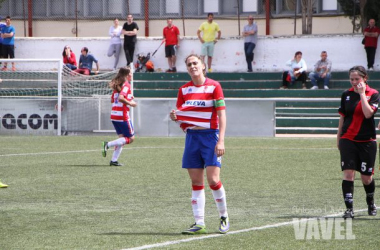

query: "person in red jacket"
(62, 45), (77, 70)
(163, 18), (180, 72)
(363, 19), (380, 71)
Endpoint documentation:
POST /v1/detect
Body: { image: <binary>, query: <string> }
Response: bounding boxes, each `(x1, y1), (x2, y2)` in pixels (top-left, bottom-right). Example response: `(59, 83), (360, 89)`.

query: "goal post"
(0, 58), (119, 135)
(0, 58), (63, 135)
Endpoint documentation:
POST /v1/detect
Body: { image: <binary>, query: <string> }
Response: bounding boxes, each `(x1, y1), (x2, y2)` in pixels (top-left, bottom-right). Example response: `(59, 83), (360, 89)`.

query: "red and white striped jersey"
(175, 78), (225, 131)
(110, 82), (133, 121)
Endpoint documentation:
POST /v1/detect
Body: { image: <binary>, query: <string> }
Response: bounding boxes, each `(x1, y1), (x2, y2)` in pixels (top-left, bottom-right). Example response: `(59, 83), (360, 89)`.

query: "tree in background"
(301, 0), (316, 34)
(338, 0), (380, 32)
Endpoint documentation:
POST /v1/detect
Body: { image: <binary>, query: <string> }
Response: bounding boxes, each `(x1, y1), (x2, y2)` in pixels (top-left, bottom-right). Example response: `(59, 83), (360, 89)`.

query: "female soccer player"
(170, 54), (229, 234)
(337, 66), (379, 218)
(102, 67), (137, 166)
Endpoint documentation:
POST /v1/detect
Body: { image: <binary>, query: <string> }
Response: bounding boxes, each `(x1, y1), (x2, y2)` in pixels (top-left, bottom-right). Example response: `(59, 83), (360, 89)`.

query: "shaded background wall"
(14, 34), (374, 72)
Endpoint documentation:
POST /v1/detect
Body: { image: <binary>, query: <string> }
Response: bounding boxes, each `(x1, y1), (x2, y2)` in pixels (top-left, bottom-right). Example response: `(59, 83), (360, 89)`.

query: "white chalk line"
(122, 208), (370, 250)
(0, 146), (183, 157)
(0, 147), (335, 157)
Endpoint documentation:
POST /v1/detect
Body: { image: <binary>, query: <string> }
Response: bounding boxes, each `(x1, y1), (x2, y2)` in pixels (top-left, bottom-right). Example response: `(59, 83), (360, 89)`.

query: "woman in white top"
(281, 51), (308, 89)
(107, 18), (123, 70)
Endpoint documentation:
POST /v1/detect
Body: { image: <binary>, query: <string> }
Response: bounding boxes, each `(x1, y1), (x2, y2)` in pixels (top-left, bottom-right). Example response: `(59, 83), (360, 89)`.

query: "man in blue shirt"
(0, 16), (6, 68)
(1, 16), (15, 71)
(73, 47), (100, 75)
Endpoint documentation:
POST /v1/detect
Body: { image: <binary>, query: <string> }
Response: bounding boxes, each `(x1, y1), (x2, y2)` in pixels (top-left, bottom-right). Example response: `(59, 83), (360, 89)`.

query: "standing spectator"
(108, 18), (123, 70)
(62, 45), (77, 70)
(337, 66), (379, 218)
(122, 14), (139, 66)
(0, 16), (6, 67)
(280, 51), (308, 89)
(170, 54), (229, 235)
(74, 47), (99, 75)
(102, 67), (137, 166)
(309, 51), (332, 90)
(242, 15), (258, 73)
(163, 18), (180, 72)
(197, 13), (221, 73)
(363, 19), (380, 71)
(1, 16), (15, 71)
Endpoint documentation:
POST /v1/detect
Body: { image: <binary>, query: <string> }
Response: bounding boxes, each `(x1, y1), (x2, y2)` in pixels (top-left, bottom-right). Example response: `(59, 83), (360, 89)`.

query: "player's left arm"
(359, 85), (377, 119)
(215, 109), (226, 157)
(118, 94), (136, 107)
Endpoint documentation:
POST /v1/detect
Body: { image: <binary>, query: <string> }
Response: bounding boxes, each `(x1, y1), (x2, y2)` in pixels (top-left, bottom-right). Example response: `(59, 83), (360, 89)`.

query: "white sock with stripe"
(112, 146), (123, 162)
(191, 185), (205, 226)
(210, 181), (228, 218)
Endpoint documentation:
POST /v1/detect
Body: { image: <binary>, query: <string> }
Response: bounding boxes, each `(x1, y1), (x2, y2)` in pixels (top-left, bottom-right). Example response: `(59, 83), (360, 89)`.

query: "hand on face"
(355, 82), (366, 94)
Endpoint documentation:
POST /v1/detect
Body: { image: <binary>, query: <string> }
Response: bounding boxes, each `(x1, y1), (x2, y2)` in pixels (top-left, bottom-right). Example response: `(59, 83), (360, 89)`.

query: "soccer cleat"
(219, 216), (230, 234)
(368, 204), (377, 216)
(102, 141), (108, 157)
(181, 223), (207, 235)
(0, 180), (8, 188)
(172, 67), (177, 73)
(110, 161), (123, 166)
(343, 208), (354, 219)
(11, 67), (16, 72)
(324, 85), (329, 90)
(310, 86), (319, 90)
(1, 67), (7, 71)
(208, 68), (212, 73)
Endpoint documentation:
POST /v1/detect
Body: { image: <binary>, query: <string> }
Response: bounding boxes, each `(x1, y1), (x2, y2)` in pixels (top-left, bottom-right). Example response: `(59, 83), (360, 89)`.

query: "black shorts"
(165, 45), (176, 58)
(2, 44), (15, 59)
(339, 139), (377, 176)
(0, 43), (3, 58)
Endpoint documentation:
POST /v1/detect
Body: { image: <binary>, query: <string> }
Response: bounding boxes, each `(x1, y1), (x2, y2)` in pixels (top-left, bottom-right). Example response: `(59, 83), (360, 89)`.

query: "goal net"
(0, 59), (120, 135)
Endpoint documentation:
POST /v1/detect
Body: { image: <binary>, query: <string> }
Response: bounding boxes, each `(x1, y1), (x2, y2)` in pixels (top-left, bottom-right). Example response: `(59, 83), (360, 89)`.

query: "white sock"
(211, 183), (228, 218)
(112, 146), (123, 162)
(191, 186), (205, 226)
(107, 137), (126, 148)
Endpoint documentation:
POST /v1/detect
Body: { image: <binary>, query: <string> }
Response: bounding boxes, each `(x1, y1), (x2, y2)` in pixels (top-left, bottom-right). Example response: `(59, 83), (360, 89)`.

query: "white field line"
(0, 147), (181, 157)
(122, 209), (370, 250)
(0, 147), (337, 157)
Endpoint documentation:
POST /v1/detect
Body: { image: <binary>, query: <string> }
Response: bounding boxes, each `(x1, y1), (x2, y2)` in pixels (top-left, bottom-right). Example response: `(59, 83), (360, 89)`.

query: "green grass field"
(1, 136), (380, 250)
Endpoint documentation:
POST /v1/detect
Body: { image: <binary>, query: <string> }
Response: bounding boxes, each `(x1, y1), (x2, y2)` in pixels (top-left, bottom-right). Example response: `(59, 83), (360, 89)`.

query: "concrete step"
(276, 117), (339, 128)
(276, 127), (338, 134)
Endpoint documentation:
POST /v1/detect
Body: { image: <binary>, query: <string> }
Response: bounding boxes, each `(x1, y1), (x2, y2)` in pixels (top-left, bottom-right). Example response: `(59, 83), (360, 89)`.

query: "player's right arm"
(170, 109), (177, 121)
(337, 115), (343, 150)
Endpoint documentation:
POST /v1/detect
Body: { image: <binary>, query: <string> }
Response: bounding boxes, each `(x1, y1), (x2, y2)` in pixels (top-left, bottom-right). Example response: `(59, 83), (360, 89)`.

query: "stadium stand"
(2, 71), (380, 135)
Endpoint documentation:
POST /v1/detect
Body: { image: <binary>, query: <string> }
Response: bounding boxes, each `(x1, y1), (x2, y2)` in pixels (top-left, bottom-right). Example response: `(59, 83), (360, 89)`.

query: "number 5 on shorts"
(361, 162), (367, 172)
